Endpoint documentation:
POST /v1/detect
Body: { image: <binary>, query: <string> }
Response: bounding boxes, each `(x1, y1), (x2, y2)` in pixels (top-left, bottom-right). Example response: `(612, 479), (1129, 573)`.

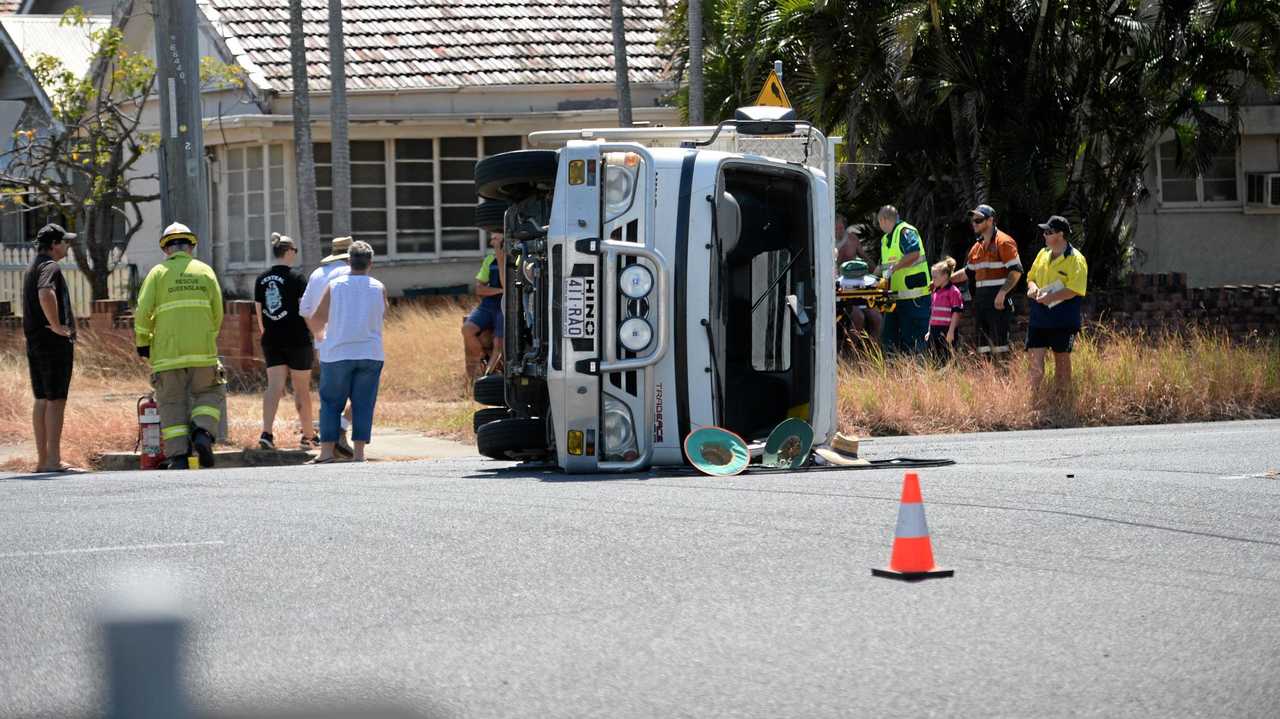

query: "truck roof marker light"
(603, 151), (640, 167)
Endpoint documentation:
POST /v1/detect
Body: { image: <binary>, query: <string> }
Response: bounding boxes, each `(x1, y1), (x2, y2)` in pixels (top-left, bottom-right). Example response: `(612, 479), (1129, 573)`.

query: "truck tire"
(473, 374), (506, 406)
(473, 407), (508, 433)
(476, 417), (550, 461)
(474, 199), (510, 233)
(475, 150), (557, 201)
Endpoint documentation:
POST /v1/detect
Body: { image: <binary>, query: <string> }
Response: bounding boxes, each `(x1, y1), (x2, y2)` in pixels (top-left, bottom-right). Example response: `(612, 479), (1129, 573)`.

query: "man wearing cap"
(300, 236), (355, 457)
(875, 205), (932, 355)
(22, 224), (84, 473)
(134, 222), (225, 469)
(1025, 215), (1088, 396)
(254, 233), (315, 450)
(951, 204), (1022, 360)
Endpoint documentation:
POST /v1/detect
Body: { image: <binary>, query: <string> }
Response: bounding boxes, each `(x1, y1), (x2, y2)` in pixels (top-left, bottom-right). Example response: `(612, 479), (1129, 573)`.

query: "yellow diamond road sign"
(754, 70), (791, 108)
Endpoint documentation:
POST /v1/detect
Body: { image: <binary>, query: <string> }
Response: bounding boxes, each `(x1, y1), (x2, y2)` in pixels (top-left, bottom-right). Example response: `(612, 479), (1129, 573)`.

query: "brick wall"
(1087, 273), (1280, 337)
(80, 299), (265, 378)
(947, 273), (1280, 348)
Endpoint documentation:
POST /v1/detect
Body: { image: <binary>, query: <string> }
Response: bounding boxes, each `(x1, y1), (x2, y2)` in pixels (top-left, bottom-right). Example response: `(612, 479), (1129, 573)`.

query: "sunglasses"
(970, 217), (989, 225)
(1041, 228), (1062, 236)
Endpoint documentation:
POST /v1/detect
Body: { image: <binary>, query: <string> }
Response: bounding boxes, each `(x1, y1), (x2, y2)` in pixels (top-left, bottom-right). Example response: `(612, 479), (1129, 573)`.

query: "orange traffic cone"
(872, 472), (954, 581)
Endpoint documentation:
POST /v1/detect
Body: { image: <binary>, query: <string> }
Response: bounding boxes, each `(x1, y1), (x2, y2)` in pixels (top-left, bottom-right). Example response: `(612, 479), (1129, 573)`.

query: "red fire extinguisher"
(137, 394), (165, 470)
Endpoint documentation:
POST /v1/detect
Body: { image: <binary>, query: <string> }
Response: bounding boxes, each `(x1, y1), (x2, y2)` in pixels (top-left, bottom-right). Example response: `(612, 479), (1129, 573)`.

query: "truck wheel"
(474, 199), (510, 233)
(476, 418), (549, 461)
(473, 407), (508, 433)
(475, 150), (557, 201)
(473, 374), (506, 406)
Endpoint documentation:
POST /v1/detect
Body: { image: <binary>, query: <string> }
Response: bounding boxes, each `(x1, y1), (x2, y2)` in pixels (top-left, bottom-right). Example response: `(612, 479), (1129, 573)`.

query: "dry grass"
(1, 305), (1277, 472)
(0, 300), (482, 472)
(837, 327), (1280, 436)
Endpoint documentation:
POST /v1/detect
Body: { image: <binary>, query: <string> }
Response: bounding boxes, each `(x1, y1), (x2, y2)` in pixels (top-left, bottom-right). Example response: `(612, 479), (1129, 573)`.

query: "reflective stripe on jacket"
(881, 221), (930, 300)
(134, 252), (223, 372)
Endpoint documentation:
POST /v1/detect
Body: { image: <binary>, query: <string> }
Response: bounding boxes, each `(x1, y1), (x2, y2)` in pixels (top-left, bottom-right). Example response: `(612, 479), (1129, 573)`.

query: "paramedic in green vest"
(134, 222), (226, 470)
(876, 205), (932, 356)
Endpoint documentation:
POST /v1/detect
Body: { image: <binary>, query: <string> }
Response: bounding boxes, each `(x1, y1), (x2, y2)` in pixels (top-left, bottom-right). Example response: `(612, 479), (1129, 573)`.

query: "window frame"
(220, 142), (294, 270)
(312, 134), (524, 262)
(1155, 139), (1240, 209)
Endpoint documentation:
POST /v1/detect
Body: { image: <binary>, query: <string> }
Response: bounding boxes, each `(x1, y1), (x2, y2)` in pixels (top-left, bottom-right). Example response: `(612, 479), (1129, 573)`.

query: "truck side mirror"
(717, 191), (742, 258)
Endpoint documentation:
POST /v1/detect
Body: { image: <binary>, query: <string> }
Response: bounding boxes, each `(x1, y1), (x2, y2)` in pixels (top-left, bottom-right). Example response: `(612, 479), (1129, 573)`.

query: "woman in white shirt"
(306, 241), (386, 462)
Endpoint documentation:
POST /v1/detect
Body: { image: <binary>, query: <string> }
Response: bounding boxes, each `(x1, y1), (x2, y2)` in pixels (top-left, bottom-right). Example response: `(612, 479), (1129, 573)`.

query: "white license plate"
(564, 276), (597, 340)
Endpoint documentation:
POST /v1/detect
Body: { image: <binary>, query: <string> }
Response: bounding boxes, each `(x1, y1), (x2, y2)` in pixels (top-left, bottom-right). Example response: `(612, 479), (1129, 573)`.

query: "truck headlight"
(618, 317), (652, 352)
(619, 264), (653, 299)
(604, 162), (637, 218)
(602, 394), (638, 461)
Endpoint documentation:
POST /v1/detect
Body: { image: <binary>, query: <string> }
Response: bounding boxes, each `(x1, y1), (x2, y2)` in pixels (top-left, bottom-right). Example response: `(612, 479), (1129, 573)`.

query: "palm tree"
(328, 0), (351, 238)
(289, 0), (321, 268)
(610, 0), (633, 126)
(687, 0), (704, 124)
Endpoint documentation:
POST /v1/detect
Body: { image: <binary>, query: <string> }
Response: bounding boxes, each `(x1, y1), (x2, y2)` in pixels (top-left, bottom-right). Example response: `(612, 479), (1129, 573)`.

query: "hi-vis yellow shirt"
(134, 251), (224, 372)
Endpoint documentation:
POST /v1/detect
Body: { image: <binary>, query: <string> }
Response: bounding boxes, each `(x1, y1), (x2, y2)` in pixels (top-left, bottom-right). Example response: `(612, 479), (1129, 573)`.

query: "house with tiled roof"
(9, 0), (678, 295)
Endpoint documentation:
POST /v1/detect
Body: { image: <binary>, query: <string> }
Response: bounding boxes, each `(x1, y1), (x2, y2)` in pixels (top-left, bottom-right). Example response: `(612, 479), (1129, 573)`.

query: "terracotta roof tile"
(205, 0), (670, 94)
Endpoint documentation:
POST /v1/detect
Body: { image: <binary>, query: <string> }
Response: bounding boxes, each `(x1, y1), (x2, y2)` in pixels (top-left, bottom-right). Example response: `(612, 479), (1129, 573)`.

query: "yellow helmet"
(160, 222), (198, 249)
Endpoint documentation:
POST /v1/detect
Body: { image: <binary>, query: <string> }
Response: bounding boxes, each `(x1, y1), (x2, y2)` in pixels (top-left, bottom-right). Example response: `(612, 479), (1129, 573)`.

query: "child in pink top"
(926, 257), (963, 363)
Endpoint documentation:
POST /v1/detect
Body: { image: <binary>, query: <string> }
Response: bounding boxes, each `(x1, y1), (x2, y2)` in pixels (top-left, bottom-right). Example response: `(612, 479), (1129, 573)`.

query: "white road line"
(0, 540), (225, 559)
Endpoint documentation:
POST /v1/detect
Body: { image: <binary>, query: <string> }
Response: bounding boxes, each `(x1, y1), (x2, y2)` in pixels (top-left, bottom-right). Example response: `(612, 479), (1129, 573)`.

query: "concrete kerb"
(95, 448), (313, 472)
(93, 431), (477, 471)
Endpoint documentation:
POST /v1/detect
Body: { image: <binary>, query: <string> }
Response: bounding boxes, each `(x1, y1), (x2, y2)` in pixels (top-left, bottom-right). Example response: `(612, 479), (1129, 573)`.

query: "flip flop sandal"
(39, 465), (88, 474)
(309, 457), (337, 464)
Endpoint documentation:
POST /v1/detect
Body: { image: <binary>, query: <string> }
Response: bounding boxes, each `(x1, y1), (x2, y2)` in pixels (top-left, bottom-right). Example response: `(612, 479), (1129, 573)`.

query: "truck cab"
(471, 108), (838, 472)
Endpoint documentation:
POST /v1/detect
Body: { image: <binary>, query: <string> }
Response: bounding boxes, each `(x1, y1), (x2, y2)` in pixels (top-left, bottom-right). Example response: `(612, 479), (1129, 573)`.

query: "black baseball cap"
(1038, 215), (1071, 234)
(969, 204), (996, 220)
(35, 223), (75, 247)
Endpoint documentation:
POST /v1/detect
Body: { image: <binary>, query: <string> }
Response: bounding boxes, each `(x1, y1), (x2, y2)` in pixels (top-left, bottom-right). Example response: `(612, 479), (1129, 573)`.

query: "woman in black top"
(254, 234), (316, 449)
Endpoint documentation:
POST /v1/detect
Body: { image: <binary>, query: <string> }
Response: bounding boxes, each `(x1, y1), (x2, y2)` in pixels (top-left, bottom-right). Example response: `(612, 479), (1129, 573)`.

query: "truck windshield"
(715, 164), (815, 441)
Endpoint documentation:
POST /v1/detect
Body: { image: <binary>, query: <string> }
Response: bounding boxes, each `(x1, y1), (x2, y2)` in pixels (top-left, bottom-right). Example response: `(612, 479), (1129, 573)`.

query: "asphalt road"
(2, 420), (1279, 718)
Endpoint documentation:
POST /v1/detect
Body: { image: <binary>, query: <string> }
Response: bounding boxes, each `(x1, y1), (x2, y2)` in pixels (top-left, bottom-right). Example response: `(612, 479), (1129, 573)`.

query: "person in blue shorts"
(462, 232), (505, 380)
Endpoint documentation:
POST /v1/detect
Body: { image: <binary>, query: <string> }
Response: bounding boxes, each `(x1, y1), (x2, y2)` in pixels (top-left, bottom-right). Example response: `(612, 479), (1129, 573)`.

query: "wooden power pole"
(152, 0), (210, 264)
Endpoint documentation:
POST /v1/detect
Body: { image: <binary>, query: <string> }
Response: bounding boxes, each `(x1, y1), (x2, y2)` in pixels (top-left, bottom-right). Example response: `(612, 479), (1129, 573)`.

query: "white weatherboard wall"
(1133, 128), (1280, 287)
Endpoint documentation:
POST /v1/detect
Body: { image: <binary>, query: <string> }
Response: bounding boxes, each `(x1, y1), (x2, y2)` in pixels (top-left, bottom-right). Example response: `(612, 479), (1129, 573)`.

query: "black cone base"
(871, 566), (954, 581)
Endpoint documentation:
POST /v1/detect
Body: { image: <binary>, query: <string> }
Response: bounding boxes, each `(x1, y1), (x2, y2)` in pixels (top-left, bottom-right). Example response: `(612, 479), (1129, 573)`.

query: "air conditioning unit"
(1245, 173), (1280, 208)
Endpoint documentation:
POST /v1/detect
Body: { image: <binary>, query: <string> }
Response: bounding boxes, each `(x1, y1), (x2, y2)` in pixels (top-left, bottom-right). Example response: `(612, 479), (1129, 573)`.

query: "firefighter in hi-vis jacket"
(134, 222), (226, 469)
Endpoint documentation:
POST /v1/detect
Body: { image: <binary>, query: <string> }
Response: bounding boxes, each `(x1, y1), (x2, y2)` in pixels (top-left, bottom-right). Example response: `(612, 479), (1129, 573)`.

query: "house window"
(315, 135), (522, 258)
(224, 144), (287, 265)
(440, 137), (479, 253)
(395, 139), (435, 254)
(1158, 140), (1238, 206)
(316, 140), (389, 255)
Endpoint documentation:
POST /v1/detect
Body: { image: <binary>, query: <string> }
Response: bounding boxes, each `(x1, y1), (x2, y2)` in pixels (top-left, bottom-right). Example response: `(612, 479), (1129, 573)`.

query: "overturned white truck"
(471, 106), (839, 472)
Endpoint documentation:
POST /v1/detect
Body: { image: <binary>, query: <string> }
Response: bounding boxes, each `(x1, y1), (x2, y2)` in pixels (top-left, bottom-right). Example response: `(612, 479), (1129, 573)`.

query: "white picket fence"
(0, 245), (135, 319)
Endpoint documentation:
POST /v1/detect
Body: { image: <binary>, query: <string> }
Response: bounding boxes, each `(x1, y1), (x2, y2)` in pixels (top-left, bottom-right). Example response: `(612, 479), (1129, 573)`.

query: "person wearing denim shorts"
(306, 241), (386, 463)
(462, 232), (505, 379)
